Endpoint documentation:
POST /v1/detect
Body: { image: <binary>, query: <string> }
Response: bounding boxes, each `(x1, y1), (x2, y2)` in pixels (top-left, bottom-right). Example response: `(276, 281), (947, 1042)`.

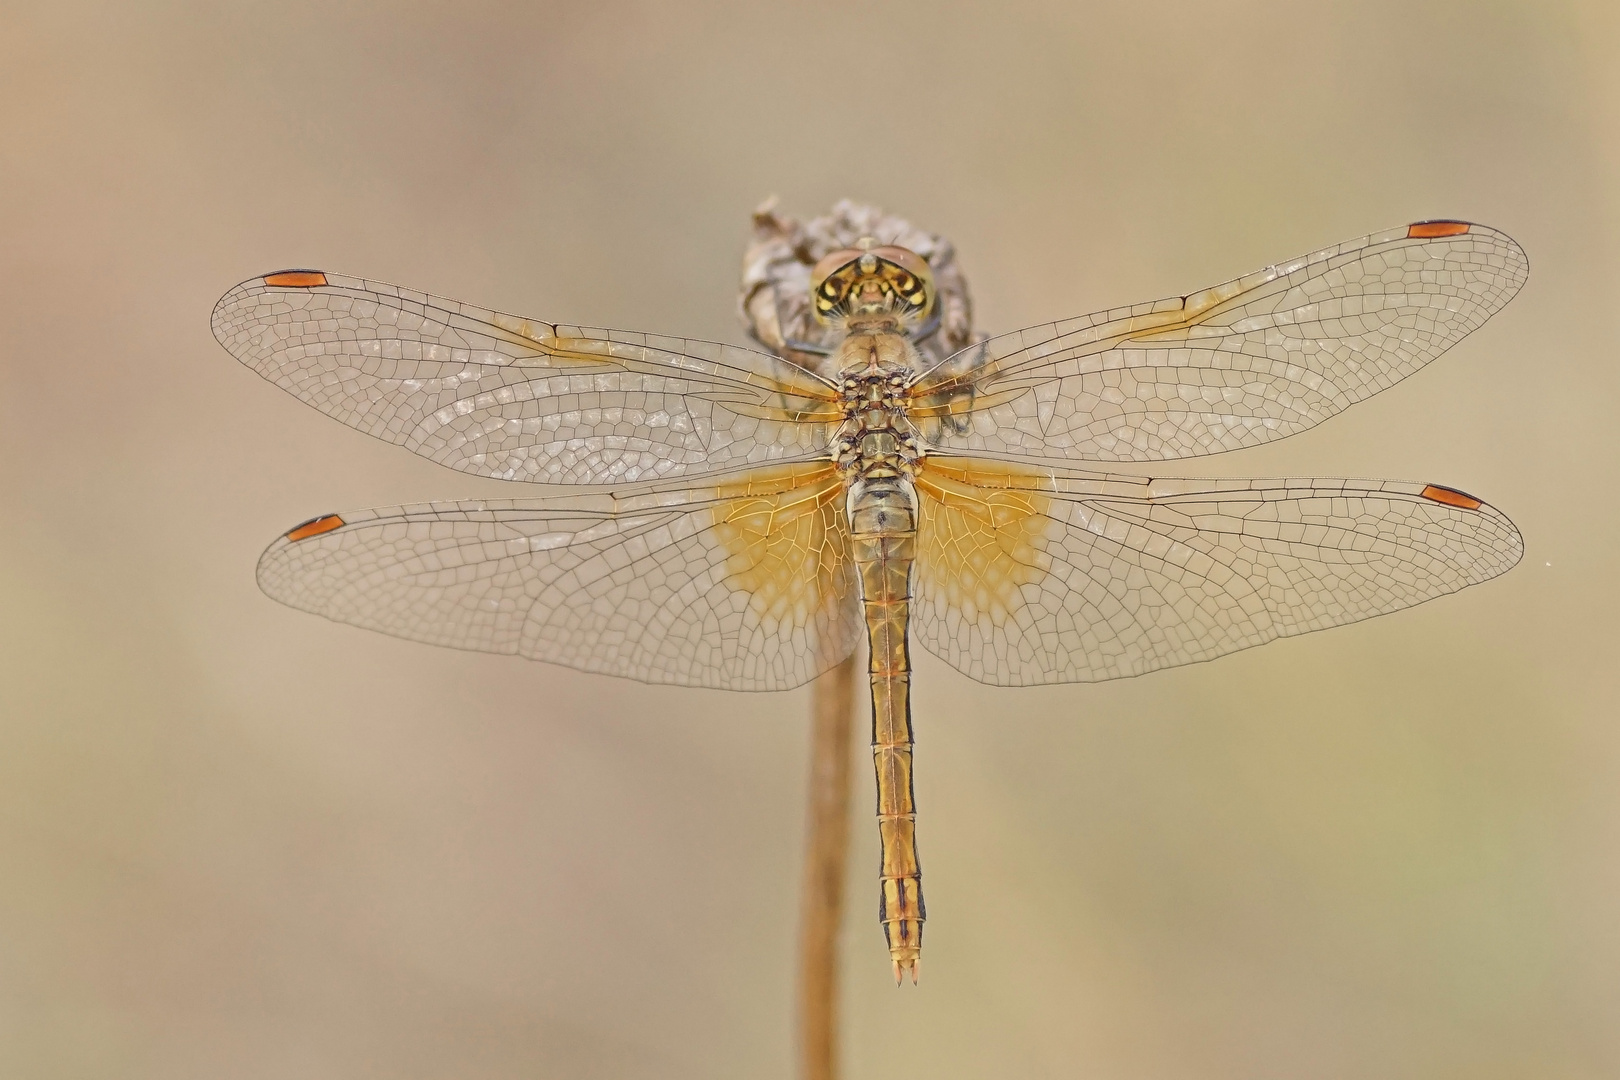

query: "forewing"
(911, 458), (1521, 686)
(257, 465), (860, 690)
(213, 271), (842, 484)
(910, 222), (1527, 462)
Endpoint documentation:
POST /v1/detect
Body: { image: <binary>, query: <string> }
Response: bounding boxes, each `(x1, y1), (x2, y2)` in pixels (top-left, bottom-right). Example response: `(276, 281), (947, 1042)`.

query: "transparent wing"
(213, 271), (843, 485)
(909, 222), (1527, 463)
(256, 464), (860, 691)
(911, 458), (1521, 686)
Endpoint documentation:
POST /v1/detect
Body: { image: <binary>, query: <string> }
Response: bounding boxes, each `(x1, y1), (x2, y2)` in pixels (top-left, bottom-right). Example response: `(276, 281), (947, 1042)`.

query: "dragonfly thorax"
(832, 331), (925, 483)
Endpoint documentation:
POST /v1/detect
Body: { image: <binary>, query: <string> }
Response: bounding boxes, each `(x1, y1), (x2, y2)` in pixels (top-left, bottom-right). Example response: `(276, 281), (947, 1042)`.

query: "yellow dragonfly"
(214, 218), (1526, 983)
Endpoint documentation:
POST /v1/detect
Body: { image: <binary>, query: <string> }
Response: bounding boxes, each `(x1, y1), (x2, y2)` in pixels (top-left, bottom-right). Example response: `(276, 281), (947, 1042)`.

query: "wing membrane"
(910, 222), (1526, 463)
(213, 272), (842, 485)
(912, 458), (1521, 686)
(257, 465), (860, 690)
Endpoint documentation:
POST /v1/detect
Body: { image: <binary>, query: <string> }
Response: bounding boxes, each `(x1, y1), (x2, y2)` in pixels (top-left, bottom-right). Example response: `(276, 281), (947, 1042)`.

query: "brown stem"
(797, 653), (857, 1080)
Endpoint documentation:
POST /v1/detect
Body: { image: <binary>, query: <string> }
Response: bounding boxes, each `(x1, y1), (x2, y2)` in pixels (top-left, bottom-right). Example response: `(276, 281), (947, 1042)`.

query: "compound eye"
(869, 246), (931, 282)
(809, 248), (865, 295)
(870, 245), (936, 317)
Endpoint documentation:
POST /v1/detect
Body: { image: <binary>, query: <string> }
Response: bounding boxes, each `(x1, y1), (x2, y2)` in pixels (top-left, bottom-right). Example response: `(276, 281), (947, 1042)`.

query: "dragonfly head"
(809, 239), (936, 334)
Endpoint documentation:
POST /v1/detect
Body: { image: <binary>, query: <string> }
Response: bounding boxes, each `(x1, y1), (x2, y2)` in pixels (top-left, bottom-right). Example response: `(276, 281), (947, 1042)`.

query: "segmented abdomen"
(847, 473), (924, 982)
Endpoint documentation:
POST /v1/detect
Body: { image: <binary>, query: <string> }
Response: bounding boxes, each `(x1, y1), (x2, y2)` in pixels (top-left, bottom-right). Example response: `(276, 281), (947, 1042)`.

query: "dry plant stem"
(797, 653), (857, 1080)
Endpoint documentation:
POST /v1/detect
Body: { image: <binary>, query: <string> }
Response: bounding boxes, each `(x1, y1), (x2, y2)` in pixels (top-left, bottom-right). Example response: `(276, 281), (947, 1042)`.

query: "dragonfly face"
(812, 240), (937, 335)
(215, 215), (1527, 984)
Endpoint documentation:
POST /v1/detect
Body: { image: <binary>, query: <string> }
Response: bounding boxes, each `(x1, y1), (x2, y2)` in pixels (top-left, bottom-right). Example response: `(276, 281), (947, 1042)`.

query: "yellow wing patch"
(712, 463), (853, 630)
(486, 313), (629, 368)
(489, 314), (843, 422)
(915, 460), (1055, 624)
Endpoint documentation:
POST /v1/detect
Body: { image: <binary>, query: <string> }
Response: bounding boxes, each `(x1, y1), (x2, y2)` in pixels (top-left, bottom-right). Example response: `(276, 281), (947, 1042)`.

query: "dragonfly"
(214, 218), (1526, 984)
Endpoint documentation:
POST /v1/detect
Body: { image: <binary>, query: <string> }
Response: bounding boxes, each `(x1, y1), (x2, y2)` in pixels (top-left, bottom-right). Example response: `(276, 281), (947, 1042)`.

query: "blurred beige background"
(3, 1), (1617, 1077)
